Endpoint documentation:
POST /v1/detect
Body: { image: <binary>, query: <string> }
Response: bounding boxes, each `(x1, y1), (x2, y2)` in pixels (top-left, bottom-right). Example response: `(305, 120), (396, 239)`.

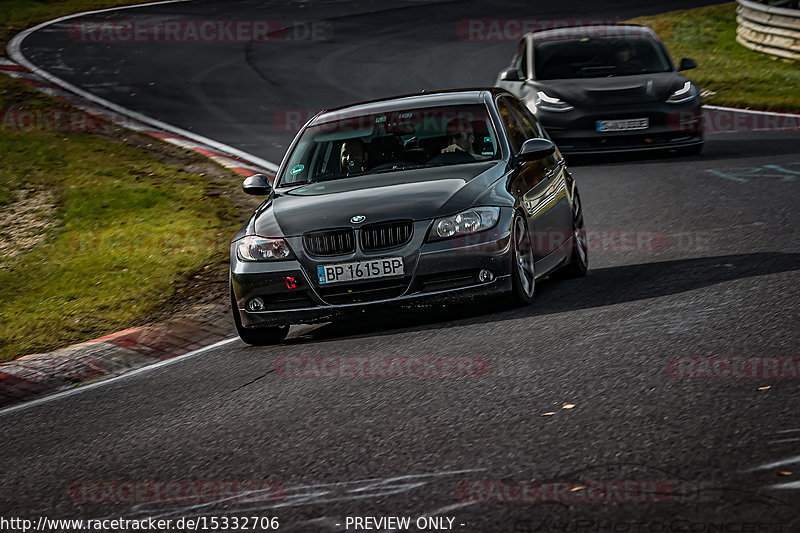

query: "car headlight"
(430, 207), (500, 241)
(236, 235), (293, 261)
(667, 81), (698, 104)
(534, 90), (574, 112)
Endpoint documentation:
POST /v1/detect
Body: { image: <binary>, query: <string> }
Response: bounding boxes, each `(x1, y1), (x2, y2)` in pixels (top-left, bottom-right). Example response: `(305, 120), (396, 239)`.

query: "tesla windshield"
(279, 104), (500, 185)
(534, 38), (672, 80)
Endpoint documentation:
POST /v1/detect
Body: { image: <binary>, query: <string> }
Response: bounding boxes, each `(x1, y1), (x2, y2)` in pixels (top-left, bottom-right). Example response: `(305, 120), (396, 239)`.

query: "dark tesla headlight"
(430, 207), (500, 240)
(667, 81), (698, 104)
(236, 236), (293, 261)
(534, 90), (574, 112)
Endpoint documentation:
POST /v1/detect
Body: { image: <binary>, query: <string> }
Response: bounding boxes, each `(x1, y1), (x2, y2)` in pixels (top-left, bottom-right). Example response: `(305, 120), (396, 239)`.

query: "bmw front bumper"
(231, 213), (515, 328)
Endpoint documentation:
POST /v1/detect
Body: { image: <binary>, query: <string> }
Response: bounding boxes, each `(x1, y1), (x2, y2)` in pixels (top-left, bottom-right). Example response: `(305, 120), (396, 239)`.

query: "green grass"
(0, 76), (239, 361)
(630, 3), (800, 112)
(1, 0), (155, 49)
(0, 1), (246, 361)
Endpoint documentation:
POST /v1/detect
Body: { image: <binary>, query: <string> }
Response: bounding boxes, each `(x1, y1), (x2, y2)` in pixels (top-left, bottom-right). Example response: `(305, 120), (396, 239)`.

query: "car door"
(502, 96), (572, 262)
(497, 95), (547, 262)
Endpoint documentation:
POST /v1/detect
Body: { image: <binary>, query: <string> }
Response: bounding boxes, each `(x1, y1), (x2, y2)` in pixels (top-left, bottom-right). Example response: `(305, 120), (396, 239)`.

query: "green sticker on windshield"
(290, 164), (304, 175)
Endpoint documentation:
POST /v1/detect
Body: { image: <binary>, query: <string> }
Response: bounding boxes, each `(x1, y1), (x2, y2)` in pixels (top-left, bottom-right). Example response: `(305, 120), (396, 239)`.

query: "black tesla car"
(230, 89), (587, 345)
(495, 24), (704, 155)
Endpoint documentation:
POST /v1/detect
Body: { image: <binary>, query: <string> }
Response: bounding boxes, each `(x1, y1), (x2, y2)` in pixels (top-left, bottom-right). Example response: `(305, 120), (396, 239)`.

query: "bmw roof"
(310, 88), (512, 127)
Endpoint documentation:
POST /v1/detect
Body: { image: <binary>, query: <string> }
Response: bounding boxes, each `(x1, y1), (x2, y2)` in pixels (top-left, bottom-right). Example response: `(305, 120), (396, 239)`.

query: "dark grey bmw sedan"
(230, 89), (587, 345)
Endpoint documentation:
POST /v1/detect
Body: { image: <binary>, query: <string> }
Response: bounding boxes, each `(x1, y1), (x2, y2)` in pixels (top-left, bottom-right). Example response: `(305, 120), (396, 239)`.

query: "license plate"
(596, 118), (649, 132)
(317, 257), (404, 285)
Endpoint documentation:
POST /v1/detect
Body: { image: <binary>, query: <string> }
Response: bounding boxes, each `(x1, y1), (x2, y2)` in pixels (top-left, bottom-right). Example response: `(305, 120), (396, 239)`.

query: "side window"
(514, 39), (528, 78)
(496, 97), (526, 153)
(505, 97), (541, 140)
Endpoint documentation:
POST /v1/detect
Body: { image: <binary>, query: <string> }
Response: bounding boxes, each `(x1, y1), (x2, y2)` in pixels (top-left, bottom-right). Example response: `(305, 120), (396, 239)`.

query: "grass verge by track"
(0, 74), (243, 362)
(630, 2), (800, 112)
(0, 19), (250, 361)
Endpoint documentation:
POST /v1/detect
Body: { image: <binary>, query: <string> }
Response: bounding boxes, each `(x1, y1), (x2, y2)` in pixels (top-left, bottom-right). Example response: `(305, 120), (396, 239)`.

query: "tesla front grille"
(303, 228), (355, 256)
(360, 220), (413, 251)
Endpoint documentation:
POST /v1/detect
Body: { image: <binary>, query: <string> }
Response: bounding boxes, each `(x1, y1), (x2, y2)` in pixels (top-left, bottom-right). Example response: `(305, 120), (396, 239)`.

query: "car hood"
(253, 161), (507, 237)
(536, 71), (689, 106)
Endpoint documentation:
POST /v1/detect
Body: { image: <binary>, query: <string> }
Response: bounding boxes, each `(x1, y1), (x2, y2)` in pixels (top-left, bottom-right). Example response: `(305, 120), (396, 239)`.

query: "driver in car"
(614, 43), (642, 73)
(441, 118), (477, 155)
(440, 118), (494, 160)
(340, 138), (369, 174)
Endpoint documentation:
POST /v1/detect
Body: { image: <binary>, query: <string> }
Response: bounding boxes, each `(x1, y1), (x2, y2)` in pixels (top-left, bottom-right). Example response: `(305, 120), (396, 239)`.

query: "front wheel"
(230, 287), (289, 345)
(557, 188), (588, 279)
(511, 213), (536, 305)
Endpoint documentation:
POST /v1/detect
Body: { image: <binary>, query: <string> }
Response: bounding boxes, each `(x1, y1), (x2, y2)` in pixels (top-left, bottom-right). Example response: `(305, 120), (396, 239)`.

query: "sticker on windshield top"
(290, 164), (304, 175)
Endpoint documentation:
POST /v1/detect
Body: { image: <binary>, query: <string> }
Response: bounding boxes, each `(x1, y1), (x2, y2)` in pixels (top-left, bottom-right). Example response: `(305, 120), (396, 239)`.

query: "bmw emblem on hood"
(350, 215), (366, 223)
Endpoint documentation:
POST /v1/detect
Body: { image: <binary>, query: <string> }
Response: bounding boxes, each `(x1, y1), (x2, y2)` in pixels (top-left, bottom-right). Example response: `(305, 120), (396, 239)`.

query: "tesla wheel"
(557, 188), (588, 279)
(230, 287), (289, 345)
(511, 212), (536, 305)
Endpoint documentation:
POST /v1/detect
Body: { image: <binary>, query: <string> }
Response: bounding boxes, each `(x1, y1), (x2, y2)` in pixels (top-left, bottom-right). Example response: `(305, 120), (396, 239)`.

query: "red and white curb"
(0, 310), (240, 409)
(0, 0), (291, 410)
(0, 54), (262, 408)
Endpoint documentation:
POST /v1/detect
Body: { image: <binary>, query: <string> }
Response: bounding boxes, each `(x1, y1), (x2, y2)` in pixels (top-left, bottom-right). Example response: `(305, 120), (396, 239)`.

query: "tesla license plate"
(596, 118), (649, 132)
(317, 257), (404, 285)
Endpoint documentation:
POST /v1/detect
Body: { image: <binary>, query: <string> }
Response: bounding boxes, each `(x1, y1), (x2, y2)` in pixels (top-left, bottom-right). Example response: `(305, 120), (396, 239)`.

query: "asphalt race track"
(4, 1), (800, 531)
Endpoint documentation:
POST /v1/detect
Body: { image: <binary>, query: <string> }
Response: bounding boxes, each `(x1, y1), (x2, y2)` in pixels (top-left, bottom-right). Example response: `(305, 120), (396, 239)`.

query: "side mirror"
(242, 174), (273, 196)
(517, 138), (556, 164)
(500, 67), (522, 82)
(678, 57), (697, 71)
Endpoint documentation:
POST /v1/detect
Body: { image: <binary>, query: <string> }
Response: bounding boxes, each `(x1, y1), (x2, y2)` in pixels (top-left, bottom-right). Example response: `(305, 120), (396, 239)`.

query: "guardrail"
(736, 0), (800, 60)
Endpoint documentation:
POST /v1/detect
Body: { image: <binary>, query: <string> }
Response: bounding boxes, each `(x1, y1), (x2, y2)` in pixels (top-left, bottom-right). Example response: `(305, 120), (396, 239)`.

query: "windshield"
(534, 38), (672, 80)
(278, 104), (500, 186)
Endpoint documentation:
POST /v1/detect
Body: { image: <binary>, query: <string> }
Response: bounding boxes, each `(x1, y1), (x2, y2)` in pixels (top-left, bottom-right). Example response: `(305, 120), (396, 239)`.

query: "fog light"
(478, 269), (494, 283)
(247, 297), (265, 311)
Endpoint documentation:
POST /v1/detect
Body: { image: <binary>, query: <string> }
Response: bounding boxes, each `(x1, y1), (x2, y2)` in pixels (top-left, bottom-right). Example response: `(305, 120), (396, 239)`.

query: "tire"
(510, 212), (536, 305)
(230, 287), (289, 345)
(557, 187), (588, 279)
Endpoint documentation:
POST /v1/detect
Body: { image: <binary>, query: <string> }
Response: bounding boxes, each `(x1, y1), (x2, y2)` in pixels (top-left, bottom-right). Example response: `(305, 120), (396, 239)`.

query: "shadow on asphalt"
(297, 252), (800, 343)
(566, 135), (799, 168)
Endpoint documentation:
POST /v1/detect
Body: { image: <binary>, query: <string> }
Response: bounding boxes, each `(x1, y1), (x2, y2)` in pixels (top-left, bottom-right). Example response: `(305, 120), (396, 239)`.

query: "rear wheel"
(511, 213), (536, 305)
(230, 287), (289, 345)
(557, 188), (588, 279)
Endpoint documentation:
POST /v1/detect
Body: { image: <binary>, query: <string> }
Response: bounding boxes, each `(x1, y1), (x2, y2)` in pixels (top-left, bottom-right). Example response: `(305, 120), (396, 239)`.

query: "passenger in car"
(340, 138), (369, 174)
